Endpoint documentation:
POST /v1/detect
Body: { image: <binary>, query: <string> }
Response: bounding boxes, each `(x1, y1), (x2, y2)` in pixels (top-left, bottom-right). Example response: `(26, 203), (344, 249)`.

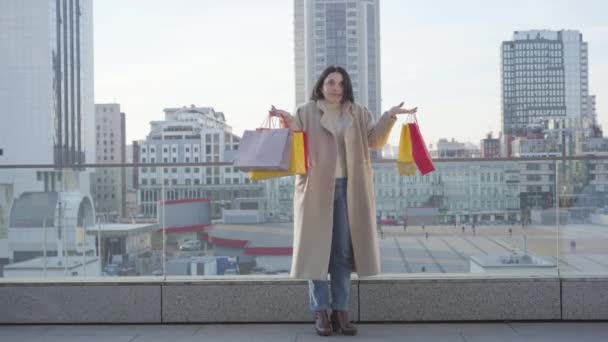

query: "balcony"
(1, 156), (608, 325)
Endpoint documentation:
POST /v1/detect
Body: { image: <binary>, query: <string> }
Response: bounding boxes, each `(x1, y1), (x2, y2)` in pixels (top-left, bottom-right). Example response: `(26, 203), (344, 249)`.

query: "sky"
(94, 0), (608, 148)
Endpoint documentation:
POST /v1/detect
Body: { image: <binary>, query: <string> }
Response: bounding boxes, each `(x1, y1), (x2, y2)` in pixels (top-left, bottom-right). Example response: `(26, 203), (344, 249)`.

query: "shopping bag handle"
(403, 113), (419, 124)
(260, 115), (286, 129)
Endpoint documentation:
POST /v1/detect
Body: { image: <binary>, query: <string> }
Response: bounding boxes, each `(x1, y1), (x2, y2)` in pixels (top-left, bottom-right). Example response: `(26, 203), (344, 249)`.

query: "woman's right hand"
(269, 106), (291, 128)
(269, 105), (291, 119)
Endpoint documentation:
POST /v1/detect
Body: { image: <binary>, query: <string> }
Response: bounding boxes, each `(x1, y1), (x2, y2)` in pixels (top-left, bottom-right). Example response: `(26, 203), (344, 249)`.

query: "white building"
(581, 137), (608, 203)
(501, 30), (596, 155)
(0, 0), (95, 195)
(93, 104), (127, 220)
(294, 0), (381, 117)
(138, 105), (264, 218)
(372, 162), (521, 224)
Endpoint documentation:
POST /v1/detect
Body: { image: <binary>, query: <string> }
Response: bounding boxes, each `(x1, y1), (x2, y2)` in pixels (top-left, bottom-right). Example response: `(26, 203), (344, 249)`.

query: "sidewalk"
(1, 322), (607, 341)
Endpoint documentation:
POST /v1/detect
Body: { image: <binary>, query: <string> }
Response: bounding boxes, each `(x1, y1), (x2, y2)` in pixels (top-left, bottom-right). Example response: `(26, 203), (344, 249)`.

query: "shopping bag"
(408, 120), (435, 175)
(233, 128), (292, 171)
(396, 124), (417, 176)
(248, 131), (308, 180)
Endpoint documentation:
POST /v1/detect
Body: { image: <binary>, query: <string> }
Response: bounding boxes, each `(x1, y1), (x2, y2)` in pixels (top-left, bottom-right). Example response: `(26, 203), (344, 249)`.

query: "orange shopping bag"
(397, 124), (417, 176)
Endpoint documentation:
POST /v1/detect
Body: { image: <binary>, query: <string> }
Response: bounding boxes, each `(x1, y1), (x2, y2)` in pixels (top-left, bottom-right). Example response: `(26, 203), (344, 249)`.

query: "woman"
(270, 66), (417, 336)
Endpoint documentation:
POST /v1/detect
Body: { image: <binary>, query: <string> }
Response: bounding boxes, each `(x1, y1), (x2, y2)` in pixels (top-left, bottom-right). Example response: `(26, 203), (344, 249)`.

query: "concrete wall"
(1, 276), (607, 323)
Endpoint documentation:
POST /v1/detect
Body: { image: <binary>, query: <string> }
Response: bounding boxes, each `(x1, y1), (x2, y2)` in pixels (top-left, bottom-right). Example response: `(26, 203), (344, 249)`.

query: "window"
(172, 179), (177, 185)
(0, 148), (4, 156)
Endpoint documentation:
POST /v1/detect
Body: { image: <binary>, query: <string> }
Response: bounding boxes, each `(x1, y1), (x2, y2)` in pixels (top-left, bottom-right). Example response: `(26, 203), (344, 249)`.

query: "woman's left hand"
(388, 102), (418, 116)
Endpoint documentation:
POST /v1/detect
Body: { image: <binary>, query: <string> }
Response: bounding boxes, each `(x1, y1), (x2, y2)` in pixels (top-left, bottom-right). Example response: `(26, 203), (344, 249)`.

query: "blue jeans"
(308, 178), (353, 311)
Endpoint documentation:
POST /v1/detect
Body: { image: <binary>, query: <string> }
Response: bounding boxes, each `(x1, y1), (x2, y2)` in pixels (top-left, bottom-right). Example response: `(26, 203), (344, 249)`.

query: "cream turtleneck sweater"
(318, 100), (349, 178)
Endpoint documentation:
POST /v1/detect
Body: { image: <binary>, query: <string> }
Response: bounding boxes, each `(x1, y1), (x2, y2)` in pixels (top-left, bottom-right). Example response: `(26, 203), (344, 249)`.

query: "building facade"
(0, 0), (95, 197)
(138, 105), (263, 218)
(93, 104), (126, 220)
(501, 30), (595, 156)
(0, 0), (95, 167)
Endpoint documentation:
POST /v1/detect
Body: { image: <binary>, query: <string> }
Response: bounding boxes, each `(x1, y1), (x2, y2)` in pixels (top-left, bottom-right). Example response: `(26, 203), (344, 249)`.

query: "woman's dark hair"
(310, 65), (354, 103)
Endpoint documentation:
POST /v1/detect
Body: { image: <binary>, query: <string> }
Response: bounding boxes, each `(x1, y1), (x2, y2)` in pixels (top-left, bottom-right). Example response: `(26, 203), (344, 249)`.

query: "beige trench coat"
(283, 100), (397, 280)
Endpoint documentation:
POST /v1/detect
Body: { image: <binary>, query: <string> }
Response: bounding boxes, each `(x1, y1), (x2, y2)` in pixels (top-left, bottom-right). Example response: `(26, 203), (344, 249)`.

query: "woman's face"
(322, 72), (344, 104)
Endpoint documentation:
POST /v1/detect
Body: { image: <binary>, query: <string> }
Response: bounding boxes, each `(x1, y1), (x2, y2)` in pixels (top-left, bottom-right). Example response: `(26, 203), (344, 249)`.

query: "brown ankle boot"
(331, 310), (357, 335)
(314, 310), (333, 336)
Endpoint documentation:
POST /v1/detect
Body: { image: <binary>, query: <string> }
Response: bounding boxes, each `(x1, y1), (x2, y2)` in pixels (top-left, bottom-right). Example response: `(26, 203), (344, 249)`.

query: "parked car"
(103, 264), (120, 276)
(179, 240), (202, 251)
(103, 263), (137, 276)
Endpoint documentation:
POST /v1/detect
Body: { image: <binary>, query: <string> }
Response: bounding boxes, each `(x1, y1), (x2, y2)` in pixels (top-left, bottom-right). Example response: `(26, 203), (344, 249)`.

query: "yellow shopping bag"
(248, 131), (308, 180)
(397, 124), (417, 176)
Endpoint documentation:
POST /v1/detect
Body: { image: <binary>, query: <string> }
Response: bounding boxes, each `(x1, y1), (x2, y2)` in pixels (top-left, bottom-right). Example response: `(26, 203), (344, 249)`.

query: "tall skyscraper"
(294, 0), (381, 118)
(0, 0), (95, 195)
(501, 30), (596, 155)
(0, 0), (95, 166)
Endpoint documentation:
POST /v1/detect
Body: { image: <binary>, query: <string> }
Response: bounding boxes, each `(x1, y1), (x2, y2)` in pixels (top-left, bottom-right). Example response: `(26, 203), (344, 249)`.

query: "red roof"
(159, 197), (210, 205)
(158, 224), (209, 234)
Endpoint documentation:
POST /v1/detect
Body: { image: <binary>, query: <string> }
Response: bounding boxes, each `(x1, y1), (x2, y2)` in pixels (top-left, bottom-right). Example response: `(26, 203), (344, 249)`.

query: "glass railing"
(0, 156), (607, 280)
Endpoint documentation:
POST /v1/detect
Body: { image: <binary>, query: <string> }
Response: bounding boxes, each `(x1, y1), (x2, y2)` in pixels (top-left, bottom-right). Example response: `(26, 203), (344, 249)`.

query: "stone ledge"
(162, 282), (358, 323)
(562, 279), (608, 320)
(359, 278), (561, 321)
(0, 277), (607, 323)
(0, 285), (161, 323)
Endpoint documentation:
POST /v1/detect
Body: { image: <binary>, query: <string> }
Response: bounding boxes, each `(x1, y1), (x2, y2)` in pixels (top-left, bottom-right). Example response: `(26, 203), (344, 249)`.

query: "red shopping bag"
(407, 117), (435, 175)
